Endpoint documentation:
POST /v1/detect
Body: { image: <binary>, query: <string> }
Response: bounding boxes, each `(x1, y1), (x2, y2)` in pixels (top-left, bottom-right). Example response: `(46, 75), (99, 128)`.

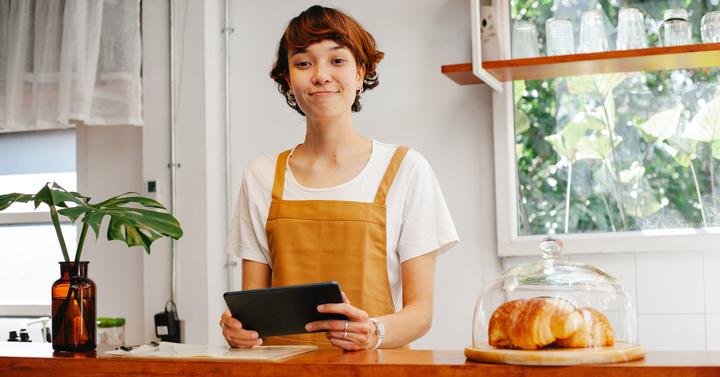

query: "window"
(495, 0), (720, 255)
(0, 129), (76, 315)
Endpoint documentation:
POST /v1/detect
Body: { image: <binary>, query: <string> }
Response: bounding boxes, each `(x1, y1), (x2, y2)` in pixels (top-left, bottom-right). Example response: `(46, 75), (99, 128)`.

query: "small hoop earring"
(286, 89), (296, 106)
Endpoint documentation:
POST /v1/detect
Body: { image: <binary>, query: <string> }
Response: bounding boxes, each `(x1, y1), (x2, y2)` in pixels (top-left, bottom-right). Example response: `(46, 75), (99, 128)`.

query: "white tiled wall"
(504, 250), (720, 351)
(638, 314), (706, 350)
(707, 315), (720, 350)
(705, 252), (720, 314)
(636, 251), (704, 315)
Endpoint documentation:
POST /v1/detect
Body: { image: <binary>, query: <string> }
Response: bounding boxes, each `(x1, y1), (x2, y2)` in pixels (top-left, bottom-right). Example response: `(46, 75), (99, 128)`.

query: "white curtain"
(0, 0), (142, 133)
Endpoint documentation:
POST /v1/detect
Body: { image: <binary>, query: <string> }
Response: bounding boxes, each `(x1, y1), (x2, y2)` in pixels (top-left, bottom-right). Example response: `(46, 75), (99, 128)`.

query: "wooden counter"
(2, 342), (720, 377)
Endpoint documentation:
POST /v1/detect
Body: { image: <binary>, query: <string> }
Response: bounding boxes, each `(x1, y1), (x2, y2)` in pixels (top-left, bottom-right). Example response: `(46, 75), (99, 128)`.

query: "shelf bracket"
(470, 0), (503, 92)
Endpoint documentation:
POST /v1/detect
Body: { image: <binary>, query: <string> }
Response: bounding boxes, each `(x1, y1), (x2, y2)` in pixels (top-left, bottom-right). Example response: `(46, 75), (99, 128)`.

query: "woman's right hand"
(220, 309), (263, 348)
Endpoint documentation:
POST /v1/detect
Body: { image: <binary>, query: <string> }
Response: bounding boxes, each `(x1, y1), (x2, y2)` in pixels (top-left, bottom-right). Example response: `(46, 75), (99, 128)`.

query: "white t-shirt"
(225, 140), (459, 311)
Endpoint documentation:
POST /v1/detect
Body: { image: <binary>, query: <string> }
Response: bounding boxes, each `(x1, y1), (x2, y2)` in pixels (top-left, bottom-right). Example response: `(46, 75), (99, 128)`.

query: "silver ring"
(342, 320), (349, 339)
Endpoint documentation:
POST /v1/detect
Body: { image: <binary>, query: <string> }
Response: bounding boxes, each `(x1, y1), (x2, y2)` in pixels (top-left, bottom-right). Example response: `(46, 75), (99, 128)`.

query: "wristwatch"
(368, 317), (385, 350)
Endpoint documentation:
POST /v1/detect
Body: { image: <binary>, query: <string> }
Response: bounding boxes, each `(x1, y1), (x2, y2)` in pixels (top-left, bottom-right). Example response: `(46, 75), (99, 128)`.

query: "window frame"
(490, 0), (720, 257)
(0, 130), (77, 316)
(0, 213), (74, 316)
(0, 212), (53, 225)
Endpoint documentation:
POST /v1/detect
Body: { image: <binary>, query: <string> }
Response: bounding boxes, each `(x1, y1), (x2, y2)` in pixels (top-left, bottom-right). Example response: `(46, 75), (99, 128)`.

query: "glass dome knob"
(538, 236), (563, 259)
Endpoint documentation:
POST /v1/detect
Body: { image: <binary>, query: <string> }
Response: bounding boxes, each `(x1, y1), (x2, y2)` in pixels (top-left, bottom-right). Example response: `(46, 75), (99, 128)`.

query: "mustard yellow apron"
(263, 146), (409, 349)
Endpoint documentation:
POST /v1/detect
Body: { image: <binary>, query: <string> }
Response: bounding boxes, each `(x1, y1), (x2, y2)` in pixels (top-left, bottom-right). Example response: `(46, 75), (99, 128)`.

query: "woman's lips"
(310, 91), (338, 97)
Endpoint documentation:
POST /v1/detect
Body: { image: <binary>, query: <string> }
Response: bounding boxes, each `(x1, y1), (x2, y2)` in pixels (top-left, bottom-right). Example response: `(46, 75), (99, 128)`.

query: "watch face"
(376, 320), (385, 338)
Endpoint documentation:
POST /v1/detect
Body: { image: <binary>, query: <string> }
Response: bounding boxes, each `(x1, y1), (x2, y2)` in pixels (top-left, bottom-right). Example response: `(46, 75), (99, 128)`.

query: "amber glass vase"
(51, 262), (96, 352)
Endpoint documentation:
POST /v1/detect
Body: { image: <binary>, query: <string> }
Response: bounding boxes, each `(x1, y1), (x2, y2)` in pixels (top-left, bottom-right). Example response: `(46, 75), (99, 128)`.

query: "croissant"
(488, 297), (615, 350)
(553, 307), (614, 348)
(488, 297), (583, 350)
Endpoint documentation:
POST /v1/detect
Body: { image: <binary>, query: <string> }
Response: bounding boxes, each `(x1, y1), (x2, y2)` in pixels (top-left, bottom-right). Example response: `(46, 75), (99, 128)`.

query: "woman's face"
(287, 40), (364, 120)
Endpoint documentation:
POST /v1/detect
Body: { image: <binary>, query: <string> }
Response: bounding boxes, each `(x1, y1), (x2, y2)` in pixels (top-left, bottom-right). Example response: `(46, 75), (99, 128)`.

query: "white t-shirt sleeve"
(224, 168), (271, 265)
(396, 152), (459, 263)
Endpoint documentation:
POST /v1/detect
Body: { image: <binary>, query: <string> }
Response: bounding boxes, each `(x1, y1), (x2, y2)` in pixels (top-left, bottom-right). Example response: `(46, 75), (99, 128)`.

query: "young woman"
(219, 5), (458, 351)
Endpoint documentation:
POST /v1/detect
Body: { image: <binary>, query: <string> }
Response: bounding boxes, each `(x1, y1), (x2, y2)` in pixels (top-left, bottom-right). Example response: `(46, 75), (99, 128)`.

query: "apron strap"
(271, 150), (292, 201)
(373, 146), (410, 205)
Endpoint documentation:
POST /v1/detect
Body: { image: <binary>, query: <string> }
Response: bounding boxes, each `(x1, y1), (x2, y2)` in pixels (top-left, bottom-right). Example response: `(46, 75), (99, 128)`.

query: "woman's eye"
(332, 58), (346, 64)
(295, 61), (311, 68)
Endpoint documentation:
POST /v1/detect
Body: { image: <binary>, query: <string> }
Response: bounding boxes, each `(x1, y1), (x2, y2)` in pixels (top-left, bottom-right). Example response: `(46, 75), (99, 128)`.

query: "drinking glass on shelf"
(659, 8), (692, 47)
(616, 8), (647, 50)
(701, 11), (720, 43)
(512, 21), (540, 58)
(545, 17), (575, 56)
(578, 10), (608, 53)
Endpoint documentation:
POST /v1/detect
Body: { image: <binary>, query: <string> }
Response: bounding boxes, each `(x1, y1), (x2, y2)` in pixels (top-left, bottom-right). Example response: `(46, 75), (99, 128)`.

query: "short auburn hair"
(270, 5), (384, 116)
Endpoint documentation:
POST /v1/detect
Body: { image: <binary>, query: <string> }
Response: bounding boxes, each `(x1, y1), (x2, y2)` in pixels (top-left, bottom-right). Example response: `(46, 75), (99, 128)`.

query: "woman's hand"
(220, 309), (263, 348)
(305, 292), (377, 351)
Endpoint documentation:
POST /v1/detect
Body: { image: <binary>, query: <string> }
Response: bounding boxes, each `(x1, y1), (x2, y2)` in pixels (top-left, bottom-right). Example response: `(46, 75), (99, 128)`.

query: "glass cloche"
(471, 237), (639, 357)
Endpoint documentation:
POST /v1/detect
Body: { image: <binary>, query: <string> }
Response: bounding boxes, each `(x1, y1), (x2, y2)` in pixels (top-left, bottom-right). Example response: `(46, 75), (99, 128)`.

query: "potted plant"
(0, 182), (183, 352)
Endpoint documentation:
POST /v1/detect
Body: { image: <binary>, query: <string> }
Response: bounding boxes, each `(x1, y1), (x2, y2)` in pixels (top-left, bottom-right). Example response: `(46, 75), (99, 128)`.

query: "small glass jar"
(660, 8), (692, 46)
(97, 317), (126, 347)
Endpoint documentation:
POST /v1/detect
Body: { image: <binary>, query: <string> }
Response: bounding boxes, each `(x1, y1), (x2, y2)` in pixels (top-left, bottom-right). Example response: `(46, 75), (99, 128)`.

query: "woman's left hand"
(305, 292), (376, 351)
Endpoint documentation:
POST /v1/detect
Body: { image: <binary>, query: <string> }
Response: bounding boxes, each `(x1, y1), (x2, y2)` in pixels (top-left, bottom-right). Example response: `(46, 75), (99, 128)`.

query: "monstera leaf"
(566, 74), (620, 134)
(684, 97), (720, 144)
(0, 193), (35, 211)
(0, 183), (89, 211)
(567, 73), (626, 97)
(0, 182), (182, 262)
(623, 189), (663, 218)
(659, 136), (698, 167)
(59, 193), (182, 256)
(515, 111), (531, 135)
(591, 92), (616, 132)
(514, 81), (526, 105)
(514, 81), (530, 135)
(636, 105), (683, 142)
(619, 162), (646, 185)
(713, 139), (720, 160)
(575, 132), (623, 161)
(545, 121), (587, 162)
(571, 111), (607, 131)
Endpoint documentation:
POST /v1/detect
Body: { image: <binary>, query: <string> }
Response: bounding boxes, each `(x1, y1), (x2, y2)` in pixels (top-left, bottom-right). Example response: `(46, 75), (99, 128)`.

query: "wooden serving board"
(465, 341), (646, 366)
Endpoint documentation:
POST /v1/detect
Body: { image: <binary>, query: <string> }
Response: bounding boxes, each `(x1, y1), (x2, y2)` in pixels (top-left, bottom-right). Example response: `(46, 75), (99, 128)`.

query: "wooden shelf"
(442, 42), (720, 85)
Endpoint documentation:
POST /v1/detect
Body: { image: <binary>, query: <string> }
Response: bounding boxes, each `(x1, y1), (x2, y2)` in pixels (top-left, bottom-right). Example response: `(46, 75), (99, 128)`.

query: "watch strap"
(368, 317), (384, 350)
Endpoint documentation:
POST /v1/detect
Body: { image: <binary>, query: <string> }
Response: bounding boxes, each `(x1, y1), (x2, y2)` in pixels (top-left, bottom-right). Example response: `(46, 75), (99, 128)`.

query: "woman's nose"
(311, 63), (332, 84)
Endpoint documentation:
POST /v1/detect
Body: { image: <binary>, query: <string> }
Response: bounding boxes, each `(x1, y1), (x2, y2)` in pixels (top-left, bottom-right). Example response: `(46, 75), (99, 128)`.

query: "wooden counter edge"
(2, 348), (720, 377)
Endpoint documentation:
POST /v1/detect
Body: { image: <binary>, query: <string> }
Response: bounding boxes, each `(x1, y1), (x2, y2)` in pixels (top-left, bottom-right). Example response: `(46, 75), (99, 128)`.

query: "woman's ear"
(356, 65), (366, 90)
(285, 78), (293, 94)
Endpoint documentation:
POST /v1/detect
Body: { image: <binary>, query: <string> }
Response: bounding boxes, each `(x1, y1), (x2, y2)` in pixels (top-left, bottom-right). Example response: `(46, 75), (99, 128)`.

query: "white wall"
(227, 0), (500, 349)
(76, 124), (145, 345)
(140, 0), (229, 346)
(140, 0), (173, 345)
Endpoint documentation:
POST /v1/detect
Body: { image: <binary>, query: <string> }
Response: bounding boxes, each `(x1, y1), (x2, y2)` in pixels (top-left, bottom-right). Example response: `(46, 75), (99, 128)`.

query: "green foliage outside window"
(512, 0), (720, 235)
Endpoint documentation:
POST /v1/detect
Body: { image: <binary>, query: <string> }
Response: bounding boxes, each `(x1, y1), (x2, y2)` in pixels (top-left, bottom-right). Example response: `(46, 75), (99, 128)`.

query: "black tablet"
(223, 281), (348, 337)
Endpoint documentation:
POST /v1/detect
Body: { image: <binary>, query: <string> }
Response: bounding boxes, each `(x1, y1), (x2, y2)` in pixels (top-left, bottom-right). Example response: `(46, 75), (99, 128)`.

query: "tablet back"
(223, 281), (347, 337)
